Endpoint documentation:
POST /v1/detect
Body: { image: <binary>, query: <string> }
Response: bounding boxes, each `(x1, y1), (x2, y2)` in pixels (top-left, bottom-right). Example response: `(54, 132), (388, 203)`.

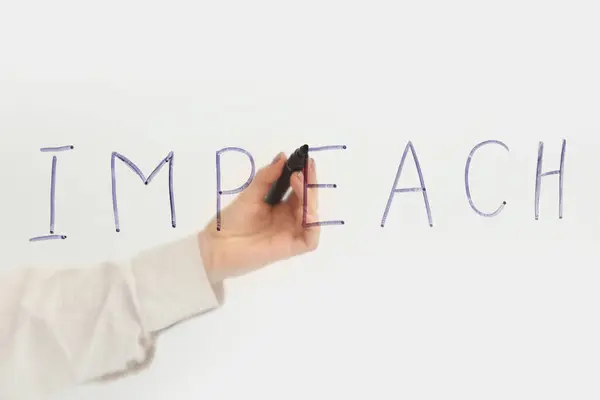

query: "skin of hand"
(197, 152), (320, 283)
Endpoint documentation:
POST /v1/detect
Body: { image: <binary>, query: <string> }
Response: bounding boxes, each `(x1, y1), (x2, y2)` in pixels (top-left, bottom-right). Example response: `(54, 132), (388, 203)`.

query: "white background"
(1, 0), (600, 399)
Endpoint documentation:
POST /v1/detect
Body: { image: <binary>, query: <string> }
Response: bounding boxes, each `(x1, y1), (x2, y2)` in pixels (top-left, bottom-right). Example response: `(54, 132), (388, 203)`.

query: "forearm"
(0, 233), (223, 399)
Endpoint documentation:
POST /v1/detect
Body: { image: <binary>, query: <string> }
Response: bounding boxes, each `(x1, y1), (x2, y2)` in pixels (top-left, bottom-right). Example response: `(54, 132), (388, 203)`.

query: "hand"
(198, 152), (320, 283)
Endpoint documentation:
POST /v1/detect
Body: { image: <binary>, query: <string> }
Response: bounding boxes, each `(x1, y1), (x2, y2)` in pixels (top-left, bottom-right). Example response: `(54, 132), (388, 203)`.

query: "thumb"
(242, 152), (286, 199)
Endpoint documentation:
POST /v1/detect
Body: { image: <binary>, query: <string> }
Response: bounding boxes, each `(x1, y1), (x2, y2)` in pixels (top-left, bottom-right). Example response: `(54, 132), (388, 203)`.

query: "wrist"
(197, 229), (223, 284)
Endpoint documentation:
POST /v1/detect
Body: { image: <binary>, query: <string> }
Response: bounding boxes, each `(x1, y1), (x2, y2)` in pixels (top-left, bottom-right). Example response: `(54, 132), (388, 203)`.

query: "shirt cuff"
(130, 233), (223, 333)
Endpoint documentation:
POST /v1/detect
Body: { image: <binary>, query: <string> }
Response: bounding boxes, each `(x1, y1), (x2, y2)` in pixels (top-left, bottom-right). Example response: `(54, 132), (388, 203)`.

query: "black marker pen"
(264, 144), (309, 205)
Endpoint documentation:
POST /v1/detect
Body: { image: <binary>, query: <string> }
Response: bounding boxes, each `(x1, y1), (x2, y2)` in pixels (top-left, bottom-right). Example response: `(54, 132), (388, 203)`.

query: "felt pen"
(264, 144), (309, 205)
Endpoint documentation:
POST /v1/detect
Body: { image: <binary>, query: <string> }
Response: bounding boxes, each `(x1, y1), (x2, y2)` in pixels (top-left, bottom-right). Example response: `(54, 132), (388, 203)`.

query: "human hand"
(198, 152), (320, 283)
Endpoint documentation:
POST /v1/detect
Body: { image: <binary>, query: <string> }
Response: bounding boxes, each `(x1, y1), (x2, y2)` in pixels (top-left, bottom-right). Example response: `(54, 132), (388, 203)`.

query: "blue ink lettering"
(30, 234), (67, 241)
(29, 146), (73, 242)
(381, 141), (433, 227)
(40, 145), (74, 152)
(302, 145), (346, 227)
(465, 140), (509, 217)
(535, 139), (566, 220)
(215, 147), (255, 231)
(111, 151), (175, 232)
(50, 156), (57, 233)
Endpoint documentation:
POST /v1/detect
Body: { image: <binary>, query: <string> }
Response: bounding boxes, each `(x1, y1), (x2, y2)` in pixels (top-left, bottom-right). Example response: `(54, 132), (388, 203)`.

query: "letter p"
(215, 147), (256, 231)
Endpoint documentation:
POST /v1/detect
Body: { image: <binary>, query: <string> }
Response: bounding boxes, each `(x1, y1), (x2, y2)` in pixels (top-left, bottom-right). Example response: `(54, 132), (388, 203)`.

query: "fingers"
(288, 157), (320, 251)
(288, 157), (317, 213)
(304, 157), (319, 226)
(240, 152), (286, 200)
(287, 166), (302, 211)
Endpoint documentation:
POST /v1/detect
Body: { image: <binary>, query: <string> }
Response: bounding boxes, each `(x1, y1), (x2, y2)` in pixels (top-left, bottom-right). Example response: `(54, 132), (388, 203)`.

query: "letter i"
(29, 145), (74, 242)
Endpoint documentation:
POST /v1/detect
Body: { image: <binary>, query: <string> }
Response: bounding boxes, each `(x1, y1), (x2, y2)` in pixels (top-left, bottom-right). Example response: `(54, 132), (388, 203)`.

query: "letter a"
(381, 141), (433, 227)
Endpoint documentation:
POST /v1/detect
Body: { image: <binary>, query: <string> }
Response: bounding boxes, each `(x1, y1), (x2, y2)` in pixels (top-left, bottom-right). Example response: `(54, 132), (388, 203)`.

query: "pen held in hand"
(264, 144), (309, 205)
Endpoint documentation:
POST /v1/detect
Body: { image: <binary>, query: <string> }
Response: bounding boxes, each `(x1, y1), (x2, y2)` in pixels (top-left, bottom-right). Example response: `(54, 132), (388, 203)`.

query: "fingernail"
(297, 171), (303, 180)
(310, 158), (315, 167)
(271, 153), (281, 164)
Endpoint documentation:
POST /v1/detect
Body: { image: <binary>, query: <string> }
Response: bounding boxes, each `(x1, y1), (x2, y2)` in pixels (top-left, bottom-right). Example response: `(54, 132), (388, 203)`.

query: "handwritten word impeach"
(28, 140), (566, 242)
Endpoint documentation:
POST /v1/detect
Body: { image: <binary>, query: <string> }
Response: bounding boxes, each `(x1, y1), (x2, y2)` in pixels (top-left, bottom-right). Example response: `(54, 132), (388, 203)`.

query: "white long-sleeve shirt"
(0, 233), (223, 399)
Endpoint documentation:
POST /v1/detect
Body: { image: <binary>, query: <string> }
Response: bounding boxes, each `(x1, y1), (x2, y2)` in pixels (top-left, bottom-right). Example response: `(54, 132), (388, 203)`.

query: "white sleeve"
(0, 233), (223, 400)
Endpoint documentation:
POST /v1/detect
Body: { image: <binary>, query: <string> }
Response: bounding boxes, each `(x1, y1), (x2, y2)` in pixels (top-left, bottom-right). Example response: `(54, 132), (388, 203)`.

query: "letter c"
(464, 140), (509, 217)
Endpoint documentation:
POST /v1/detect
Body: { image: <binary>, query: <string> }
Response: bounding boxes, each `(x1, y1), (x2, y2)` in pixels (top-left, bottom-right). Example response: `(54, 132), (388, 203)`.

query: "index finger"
(302, 157), (319, 225)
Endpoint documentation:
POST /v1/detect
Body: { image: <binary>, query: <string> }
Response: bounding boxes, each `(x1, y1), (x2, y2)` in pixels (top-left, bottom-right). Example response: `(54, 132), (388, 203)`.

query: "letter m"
(111, 151), (176, 232)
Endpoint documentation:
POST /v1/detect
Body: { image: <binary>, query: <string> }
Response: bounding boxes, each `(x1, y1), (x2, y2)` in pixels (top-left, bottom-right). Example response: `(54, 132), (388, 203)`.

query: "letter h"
(534, 139), (566, 220)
